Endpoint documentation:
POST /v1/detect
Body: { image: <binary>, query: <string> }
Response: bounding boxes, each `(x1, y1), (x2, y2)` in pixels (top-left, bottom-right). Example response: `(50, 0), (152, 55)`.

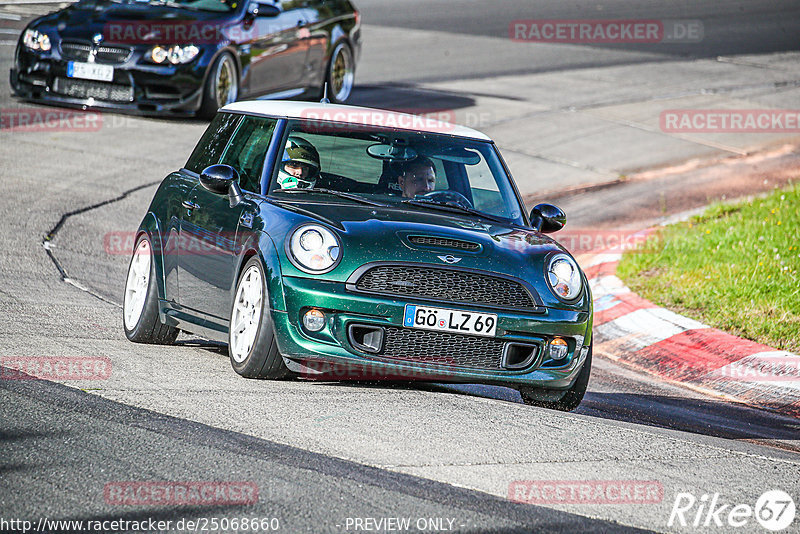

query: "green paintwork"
(137, 119), (593, 391)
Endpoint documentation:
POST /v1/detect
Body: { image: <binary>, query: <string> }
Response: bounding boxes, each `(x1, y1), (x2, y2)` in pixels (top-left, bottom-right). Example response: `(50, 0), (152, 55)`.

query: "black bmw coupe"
(10, 0), (361, 117)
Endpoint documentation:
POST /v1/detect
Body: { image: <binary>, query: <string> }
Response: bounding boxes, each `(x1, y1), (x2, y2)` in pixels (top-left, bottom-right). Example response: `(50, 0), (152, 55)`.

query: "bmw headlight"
(148, 44), (199, 65)
(547, 254), (582, 301)
(288, 224), (341, 273)
(23, 29), (51, 51)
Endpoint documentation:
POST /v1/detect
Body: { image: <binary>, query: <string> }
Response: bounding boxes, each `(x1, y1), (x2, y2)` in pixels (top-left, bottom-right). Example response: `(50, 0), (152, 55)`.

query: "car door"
(240, 0), (310, 96)
(296, 0), (330, 88)
(178, 115), (278, 320)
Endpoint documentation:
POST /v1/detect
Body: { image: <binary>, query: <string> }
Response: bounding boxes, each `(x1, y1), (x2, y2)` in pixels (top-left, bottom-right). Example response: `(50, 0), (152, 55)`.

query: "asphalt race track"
(1, 1), (799, 533)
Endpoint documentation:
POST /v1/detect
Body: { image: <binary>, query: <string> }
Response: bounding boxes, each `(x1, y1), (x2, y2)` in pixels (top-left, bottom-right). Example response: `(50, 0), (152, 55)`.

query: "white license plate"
(403, 304), (498, 337)
(67, 61), (114, 82)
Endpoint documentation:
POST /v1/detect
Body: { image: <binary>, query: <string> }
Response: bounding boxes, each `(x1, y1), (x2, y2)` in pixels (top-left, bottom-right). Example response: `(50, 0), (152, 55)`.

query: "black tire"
(198, 52), (239, 120)
(322, 41), (355, 104)
(228, 257), (292, 379)
(519, 346), (592, 411)
(123, 234), (179, 345)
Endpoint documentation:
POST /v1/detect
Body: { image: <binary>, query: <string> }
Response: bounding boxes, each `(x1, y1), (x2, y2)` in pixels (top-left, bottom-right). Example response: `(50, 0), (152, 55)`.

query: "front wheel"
(198, 52), (239, 119)
(123, 235), (179, 344)
(228, 257), (292, 379)
(323, 42), (355, 104)
(518, 346), (592, 411)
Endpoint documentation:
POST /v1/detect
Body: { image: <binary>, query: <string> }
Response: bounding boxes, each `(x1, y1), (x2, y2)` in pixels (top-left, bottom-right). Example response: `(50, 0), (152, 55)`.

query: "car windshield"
(88, 0), (237, 12)
(270, 120), (526, 225)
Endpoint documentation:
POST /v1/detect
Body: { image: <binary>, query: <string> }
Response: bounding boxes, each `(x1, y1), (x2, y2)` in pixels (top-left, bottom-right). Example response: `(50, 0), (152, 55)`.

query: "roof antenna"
(320, 82), (330, 104)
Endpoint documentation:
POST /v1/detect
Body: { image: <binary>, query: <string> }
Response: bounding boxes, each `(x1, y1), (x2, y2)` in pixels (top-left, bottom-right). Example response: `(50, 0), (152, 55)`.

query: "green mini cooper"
(123, 101), (593, 411)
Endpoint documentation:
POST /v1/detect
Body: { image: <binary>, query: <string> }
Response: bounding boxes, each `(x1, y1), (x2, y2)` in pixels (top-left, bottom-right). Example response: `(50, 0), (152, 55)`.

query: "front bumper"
(272, 276), (593, 389)
(10, 44), (207, 116)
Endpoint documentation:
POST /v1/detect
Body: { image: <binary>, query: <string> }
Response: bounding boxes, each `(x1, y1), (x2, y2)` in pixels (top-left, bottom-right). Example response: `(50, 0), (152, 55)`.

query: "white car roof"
(221, 100), (491, 141)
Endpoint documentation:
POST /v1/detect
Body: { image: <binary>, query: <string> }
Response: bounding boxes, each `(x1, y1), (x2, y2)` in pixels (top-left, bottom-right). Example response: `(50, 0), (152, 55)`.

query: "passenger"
(277, 136), (321, 189)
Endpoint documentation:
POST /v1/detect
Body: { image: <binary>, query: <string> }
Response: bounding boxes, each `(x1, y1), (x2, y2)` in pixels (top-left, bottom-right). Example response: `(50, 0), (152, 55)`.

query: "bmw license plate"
(67, 61), (114, 82)
(403, 304), (497, 337)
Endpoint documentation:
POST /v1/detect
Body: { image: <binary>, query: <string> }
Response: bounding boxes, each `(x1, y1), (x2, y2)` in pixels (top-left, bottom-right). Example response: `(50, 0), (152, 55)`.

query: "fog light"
(548, 337), (569, 360)
(303, 309), (325, 332)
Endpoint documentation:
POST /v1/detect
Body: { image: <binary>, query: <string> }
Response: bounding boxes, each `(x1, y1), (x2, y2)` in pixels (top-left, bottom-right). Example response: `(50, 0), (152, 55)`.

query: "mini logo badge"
(92, 33), (104, 44)
(437, 255), (462, 264)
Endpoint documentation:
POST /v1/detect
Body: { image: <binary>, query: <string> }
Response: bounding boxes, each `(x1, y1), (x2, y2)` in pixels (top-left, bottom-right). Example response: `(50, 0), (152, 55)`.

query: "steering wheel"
(417, 190), (473, 209)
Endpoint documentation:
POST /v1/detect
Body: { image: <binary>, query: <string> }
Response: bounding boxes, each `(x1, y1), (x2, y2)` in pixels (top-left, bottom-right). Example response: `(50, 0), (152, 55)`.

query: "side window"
(185, 113), (240, 174)
(219, 116), (277, 193)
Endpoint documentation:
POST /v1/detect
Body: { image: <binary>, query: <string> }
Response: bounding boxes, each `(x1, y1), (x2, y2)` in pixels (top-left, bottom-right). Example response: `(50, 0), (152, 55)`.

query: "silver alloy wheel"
(230, 265), (263, 363)
(329, 43), (354, 102)
(123, 239), (151, 330)
(214, 54), (238, 106)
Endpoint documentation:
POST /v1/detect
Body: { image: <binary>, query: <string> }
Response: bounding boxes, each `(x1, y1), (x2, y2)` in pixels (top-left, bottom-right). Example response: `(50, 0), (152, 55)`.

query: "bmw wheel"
(229, 257), (292, 379)
(123, 234), (179, 344)
(324, 42), (354, 104)
(518, 346), (592, 411)
(199, 52), (239, 119)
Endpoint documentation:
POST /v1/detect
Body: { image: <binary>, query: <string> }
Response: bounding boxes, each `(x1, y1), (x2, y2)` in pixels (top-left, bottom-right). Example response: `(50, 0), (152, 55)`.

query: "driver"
(277, 135), (321, 189)
(395, 156), (436, 198)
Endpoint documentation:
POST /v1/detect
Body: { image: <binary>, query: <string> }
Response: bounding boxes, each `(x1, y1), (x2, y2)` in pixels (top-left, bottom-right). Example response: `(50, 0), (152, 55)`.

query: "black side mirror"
(247, 2), (280, 17)
(530, 203), (566, 233)
(200, 164), (243, 207)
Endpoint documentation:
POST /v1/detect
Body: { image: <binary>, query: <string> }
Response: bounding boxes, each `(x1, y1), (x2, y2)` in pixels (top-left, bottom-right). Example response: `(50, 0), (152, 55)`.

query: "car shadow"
(182, 340), (799, 446)
(577, 391), (800, 444)
(175, 337), (228, 356)
(348, 84), (478, 116)
(424, 383), (800, 446)
(8, 83), (479, 127)
(317, 379), (800, 446)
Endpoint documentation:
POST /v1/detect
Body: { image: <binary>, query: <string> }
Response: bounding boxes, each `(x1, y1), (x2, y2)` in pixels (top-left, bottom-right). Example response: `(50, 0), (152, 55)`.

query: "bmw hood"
(29, 2), (228, 44)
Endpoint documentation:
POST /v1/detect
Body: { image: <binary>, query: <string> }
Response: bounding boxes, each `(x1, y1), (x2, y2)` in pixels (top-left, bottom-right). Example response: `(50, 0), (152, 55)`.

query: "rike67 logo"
(668, 490), (795, 531)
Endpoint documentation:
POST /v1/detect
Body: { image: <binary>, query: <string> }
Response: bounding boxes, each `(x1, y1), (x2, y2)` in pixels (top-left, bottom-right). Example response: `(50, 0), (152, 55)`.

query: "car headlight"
(547, 254), (582, 301)
(288, 224), (341, 273)
(23, 29), (51, 51)
(148, 44), (199, 65)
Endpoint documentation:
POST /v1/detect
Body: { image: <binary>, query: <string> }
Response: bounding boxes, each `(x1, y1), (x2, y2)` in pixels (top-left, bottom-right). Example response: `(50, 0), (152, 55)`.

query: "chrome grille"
(53, 77), (134, 102)
(380, 326), (505, 370)
(354, 265), (537, 309)
(60, 41), (132, 64)
(408, 235), (481, 251)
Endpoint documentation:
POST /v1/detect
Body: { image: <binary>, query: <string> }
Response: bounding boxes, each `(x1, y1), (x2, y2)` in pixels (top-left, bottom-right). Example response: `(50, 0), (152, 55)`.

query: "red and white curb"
(580, 238), (800, 418)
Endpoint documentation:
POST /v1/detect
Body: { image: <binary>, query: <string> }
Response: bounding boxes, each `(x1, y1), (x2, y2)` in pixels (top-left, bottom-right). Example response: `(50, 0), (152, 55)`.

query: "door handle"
(182, 199), (199, 210)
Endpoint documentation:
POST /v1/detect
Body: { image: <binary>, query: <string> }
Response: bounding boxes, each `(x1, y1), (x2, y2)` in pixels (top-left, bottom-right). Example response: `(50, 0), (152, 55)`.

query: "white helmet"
(277, 135), (320, 189)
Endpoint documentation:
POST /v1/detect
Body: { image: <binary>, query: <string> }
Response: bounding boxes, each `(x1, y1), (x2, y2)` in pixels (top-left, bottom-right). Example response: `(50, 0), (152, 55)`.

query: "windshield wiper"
(401, 198), (506, 224)
(275, 188), (388, 207)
